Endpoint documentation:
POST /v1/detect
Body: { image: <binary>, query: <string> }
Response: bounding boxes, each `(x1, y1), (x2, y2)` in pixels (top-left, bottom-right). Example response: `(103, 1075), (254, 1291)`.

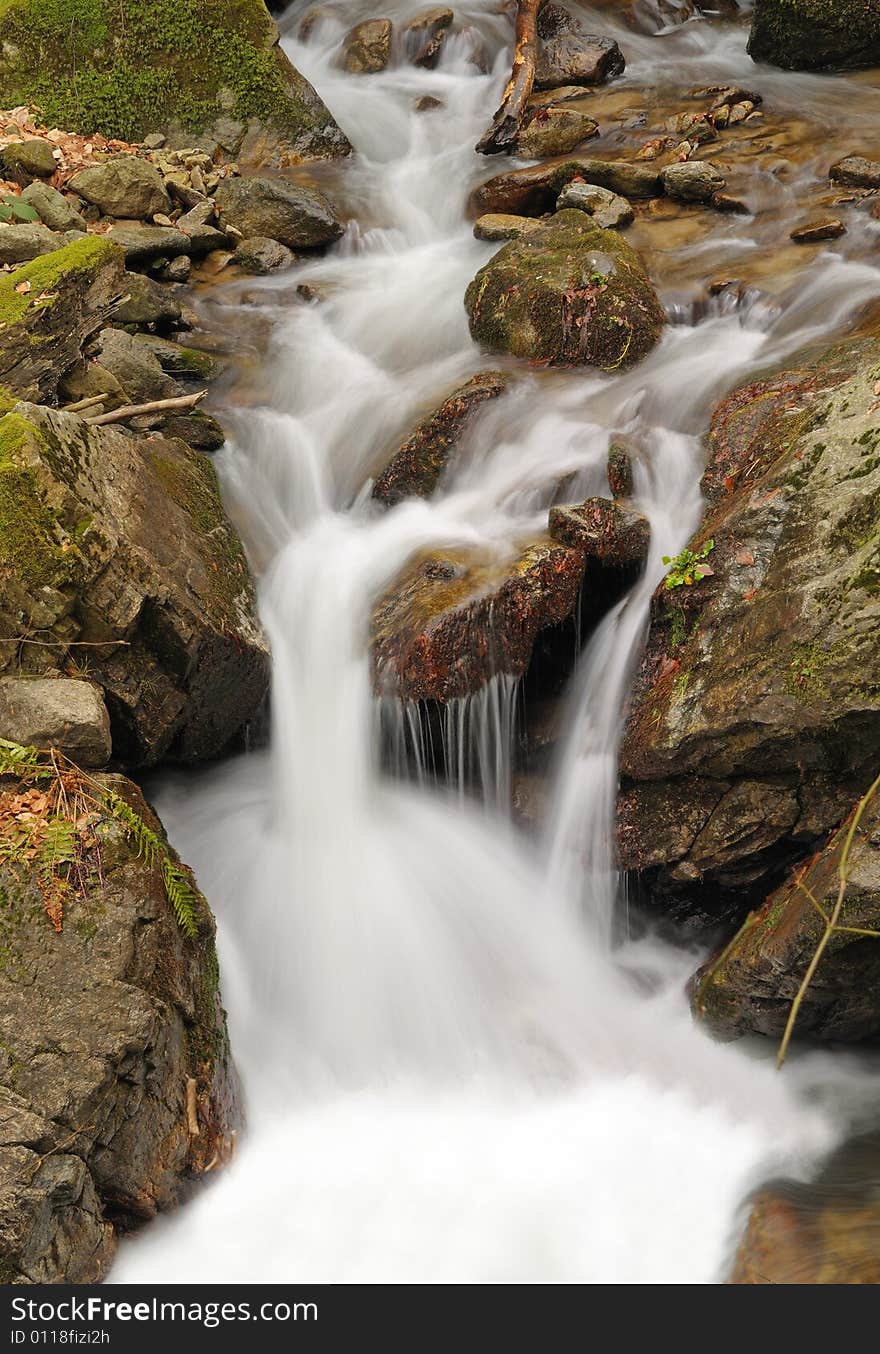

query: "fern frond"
(161, 858), (200, 939)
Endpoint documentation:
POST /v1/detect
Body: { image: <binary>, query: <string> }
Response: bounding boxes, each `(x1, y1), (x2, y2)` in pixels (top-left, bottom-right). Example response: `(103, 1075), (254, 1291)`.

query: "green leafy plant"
(662, 538), (715, 589)
(0, 195), (40, 224)
(0, 738), (200, 936)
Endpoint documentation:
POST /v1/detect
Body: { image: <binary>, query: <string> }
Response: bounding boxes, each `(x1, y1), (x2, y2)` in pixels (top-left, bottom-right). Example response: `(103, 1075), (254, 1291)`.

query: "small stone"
(152, 212), (174, 227)
(607, 444), (635, 498)
(0, 138), (57, 181)
(556, 180), (634, 229)
(549, 497), (650, 566)
(415, 95), (445, 113)
(516, 108), (599, 159)
(19, 182), (88, 232)
(790, 219), (846, 243)
(234, 235), (295, 274)
(402, 7), (454, 68)
(473, 213), (543, 242)
(710, 192), (750, 214)
(830, 156), (880, 189)
(143, 133), (167, 150)
(157, 254), (192, 281)
(661, 160), (726, 203)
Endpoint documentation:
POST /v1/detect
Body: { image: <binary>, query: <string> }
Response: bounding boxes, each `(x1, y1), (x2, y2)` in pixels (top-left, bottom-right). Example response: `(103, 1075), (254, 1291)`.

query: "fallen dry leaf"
(735, 548), (755, 566)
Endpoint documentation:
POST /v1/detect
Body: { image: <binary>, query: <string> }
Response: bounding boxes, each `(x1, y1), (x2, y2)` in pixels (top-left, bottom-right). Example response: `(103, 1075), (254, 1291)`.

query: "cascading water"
(112, 2), (880, 1282)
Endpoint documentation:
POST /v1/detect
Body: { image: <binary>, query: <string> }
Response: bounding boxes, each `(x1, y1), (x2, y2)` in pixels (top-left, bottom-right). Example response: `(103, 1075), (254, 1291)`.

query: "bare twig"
(84, 390), (207, 426)
(476, 0), (544, 155)
(777, 769), (880, 1068)
(62, 393), (107, 414)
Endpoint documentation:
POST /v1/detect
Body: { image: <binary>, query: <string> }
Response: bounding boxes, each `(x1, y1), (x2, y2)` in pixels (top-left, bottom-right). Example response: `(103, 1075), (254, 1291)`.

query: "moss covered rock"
(0, 236), (125, 403)
(0, 0), (351, 165)
(0, 403), (269, 765)
(748, 0), (880, 71)
(0, 774), (238, 1282)
(618, 335), (880, 922)
(465, 209), (664, 369)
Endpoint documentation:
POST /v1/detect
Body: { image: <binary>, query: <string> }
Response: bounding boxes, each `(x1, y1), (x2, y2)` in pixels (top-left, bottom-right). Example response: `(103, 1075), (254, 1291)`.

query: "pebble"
(790, 219), (846, 243)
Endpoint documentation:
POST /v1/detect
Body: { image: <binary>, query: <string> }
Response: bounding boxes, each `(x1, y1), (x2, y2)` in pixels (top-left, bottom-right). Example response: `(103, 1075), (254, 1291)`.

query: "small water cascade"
(111, 1), (880, 1283)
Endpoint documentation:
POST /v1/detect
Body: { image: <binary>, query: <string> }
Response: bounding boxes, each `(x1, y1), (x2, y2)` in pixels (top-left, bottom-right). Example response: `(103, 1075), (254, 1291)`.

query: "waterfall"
(111, 1), (880, 1283)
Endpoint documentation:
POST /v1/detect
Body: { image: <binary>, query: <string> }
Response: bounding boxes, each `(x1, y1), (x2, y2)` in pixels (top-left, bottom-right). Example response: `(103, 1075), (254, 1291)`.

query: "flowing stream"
(113, 2), (880, 1283)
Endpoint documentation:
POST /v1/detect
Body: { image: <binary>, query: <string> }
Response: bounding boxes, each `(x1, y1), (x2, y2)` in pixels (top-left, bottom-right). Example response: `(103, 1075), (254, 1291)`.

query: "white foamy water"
(112, 3), (880, 1283)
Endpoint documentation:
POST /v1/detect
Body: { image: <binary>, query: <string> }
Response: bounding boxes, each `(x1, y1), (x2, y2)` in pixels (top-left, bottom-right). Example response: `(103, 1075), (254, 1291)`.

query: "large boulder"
(692, 790), (880, 1043)
(748, 0), (880, 71)
(0, 224), (84, 267)
(372, 371), (511, 506)
(0, 403), (269, 765)
(0, 0), (350, 166)
(0, 773), (237, 1282)
(618, 336), (880, 922)
(535, 3), (626, 88)
(372, 536), (587, 702)
(69, 157), (171, 219)
(214, 175), (344, 249)
(465, 210), (664, 368)
(0, 238), (126, 404)
(470, 158), (662, 217)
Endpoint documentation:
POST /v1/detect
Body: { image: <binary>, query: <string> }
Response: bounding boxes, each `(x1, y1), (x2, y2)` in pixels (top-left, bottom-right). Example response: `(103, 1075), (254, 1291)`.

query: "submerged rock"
(748, 0), (880, 72)
(0, 776), (237, 1282)
(693, 791), (880, 1042)
(214, 175), (344, 249)
(464, 209), (664, 368)
(619, 334), (880, 918)
(0, 404), (269, 765)
(0, 0), (350, 165)
(372, 536), (587, 702)
(372, 371), (511, 506)
(790, 219), (846, 243)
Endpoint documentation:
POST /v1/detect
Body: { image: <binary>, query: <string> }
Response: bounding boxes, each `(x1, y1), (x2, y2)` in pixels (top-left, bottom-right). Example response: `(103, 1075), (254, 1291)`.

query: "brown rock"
(548, 498), (650, 566)
(790, 219), (847, 242)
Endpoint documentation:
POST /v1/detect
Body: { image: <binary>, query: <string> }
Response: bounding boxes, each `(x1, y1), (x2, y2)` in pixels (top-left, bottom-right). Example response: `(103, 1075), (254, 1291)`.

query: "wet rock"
(156, 255), (192, 283)
(694, 790), (880, 1042)
(0, 775), (237, 1282)
(372, 371), (510, 506)
(549, 498), (650, 566)
(234, 235), (296, 274)
(371, 536), (587, 701)
(0, 237), (125, 404)
(607, 443), (635, 498)
(830, 155), (880, 189)
(661, 160), (726, 202)
(19, 183), (88, 233)
(133, 336), (219, 382)
(0, 678), (111, 766)
(163, 411), (226, 451)
(748, 0), (880, 72)
(710, 192), (749, 215)
(473, 213), (544, 242)
(214, 175), (344, 250)
(556, 181), (634, 229)
(415, 95), (445, 113)
(342, 19), (394, 74)
(0, 139), (57, 182)
(618, 334), (880, 913)
(93, 329), (179, 404)
(465, 209), (664, 369)
(402, 8), (454, 69)
(0, 223), (81, 266)
(535, 3), (626, 88)
(516, 108), (599, 159)
(69, 157), (171, 219)
(111, 273), (182, 329)
(0, 404), (269, 765)
(790, 219), (847, 243)
(470, 158), (662, 217)
(106, 223), (191, 264)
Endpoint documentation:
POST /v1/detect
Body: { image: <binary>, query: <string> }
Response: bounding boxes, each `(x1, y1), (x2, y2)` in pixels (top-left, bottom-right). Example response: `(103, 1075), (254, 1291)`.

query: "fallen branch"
(777, 768), (880, 1068)
(61, 393), (106, 414)
(476, 0), (544, 155)
(84, 390), (207, 427)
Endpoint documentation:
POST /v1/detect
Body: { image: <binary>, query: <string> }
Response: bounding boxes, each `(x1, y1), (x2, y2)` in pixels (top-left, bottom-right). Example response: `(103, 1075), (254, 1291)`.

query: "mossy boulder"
(0, 138), (57, 182)
(0, 775), (238, 1282)
(465, 210), (664, 369)
(0, 403), (269, 765)
(372, 371), (511, 507)
(748, 0), (880, 71)
(693, 791), (880, 1042)
(0, 0), (351, 166)
(0, 236), (126, 403)
(618, 335), (880, 922)
(371, 535), (588, 702)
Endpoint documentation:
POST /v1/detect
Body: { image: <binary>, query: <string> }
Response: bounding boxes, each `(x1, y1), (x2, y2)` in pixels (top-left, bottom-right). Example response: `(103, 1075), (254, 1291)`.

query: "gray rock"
(342, 19), (394, 73)
(473, 213), (543, 241)
(133, 335), (219, 381)
(111, 272), (182, 328)
(830, 155), (880, 189)
(0, 224), (83, 266)
(156, 254), (192, 282)
(535, 3), (626, 87)
(19, 182), (88, 233)
(94, 328), (179, 404)
(0, 405), (269, 765)
(163, 411), (226, 450)
(470, 157), (662, 217)
(214, 174), (344, 249)
(556, 181), (634, 229)
(0, 678), (111, 766)
(106, 222), (191, 263)
(0, 139), (57, 181)
(402, 7), (454, 68)
(234, 235), (295, 273)
(69, 157), (171, 219)
(516, 108), (599, 158)
(661, 159), (726, 202)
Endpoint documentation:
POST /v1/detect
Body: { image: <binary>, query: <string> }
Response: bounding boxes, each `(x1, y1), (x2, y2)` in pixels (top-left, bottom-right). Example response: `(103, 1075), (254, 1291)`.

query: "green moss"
(0, 0), (342, 148)
(0, 412), (86, 589)
(0, 236), (119, 331)
(748, 0), (880, 71)
(0, 386), (16, 414)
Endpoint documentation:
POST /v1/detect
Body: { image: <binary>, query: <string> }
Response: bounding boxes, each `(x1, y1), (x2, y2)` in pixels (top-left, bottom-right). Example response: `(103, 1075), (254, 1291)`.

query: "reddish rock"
(548, 497), (650, 566)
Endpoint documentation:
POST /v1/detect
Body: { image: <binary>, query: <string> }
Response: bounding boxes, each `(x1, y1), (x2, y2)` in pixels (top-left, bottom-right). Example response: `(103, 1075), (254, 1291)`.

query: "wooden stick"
(62, 393), (107, 413)
(84, 390), (207, 426)
(476, 0), (544, 155)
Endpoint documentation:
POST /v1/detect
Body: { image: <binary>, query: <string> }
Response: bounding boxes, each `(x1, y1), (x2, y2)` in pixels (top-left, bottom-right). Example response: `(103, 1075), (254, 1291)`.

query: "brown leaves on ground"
(0, 767), (101, 932)
(0, 105), (141, 194)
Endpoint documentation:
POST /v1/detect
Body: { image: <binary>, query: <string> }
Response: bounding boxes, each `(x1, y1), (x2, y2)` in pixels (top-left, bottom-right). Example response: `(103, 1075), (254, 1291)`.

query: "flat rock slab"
(0, 678), (111, 766)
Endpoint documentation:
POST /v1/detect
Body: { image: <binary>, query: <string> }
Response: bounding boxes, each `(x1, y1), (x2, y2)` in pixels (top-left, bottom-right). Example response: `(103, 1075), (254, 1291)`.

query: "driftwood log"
(476, 0), (544, 155)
